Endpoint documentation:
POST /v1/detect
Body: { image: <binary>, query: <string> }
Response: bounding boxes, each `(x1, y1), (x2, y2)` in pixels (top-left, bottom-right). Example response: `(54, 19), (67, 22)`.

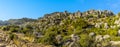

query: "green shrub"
(63, 36), (71, 41)
(0, 26), (1, 29)
(1, 26), (9, 31)
(9, 33), (17, 40)
(40, 32), (56, 45)
(20, 27), (32, 34)
(79, 34), (90, 47)
(10, 27), (19, 32)
(106, 28), (117, 36)
(110, 36), (120, 41)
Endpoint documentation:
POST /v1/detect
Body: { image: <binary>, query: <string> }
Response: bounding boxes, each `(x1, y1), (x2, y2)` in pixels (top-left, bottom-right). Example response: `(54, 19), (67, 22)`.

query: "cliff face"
(1, 10), (120, 47)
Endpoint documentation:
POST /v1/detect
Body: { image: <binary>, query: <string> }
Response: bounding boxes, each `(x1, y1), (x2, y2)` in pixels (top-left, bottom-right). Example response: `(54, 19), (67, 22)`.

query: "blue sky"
(0, 0), (120, 20)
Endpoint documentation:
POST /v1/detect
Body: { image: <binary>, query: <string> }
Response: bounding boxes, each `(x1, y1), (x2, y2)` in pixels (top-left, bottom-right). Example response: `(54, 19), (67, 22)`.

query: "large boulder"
(70, 34), (80, 42)
(109, 41), (120, 47)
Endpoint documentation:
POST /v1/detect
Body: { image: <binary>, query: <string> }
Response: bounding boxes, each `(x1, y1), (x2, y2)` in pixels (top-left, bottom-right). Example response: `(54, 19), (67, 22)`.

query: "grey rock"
(89, 32), (96, 37)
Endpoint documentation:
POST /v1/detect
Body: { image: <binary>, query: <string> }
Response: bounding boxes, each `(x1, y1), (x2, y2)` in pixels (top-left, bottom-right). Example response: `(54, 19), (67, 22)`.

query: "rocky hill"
(1, 10), (120, 47)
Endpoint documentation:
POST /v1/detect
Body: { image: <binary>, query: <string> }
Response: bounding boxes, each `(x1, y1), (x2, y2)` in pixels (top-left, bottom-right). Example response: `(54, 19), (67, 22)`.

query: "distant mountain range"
(0, 18), (37, 26)
(0, 20), (9, 25)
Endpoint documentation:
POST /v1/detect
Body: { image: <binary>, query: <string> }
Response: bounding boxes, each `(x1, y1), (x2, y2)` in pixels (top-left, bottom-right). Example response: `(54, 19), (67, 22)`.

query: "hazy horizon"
(0, 0), (120, 20)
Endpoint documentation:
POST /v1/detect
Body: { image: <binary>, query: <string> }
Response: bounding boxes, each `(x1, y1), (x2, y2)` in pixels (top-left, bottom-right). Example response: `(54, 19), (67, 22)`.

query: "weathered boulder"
(89, 32), (96, 37)
(118, 30), (120, 36)
(56, 35), (62, 44)
(95, 23), (102, 28)
(63, 34), (81, 47)
(0, 43), (6, 47)
(95, 35), (110, 42)
(33, 32), (43, 38)
(109, 41), (120, 47)
(104, 23), (109, 29)
(75, 11), (82, 17)
(95, 35), (103, 42)
(114, 19), (119, 25)
(103, 35), (110, 39)
(70, 34), (80, 42)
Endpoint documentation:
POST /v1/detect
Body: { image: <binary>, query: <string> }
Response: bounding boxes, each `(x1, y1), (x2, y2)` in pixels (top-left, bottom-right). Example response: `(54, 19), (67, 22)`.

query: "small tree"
(1, 26), (9, 31)
(118, 12), (120, 17)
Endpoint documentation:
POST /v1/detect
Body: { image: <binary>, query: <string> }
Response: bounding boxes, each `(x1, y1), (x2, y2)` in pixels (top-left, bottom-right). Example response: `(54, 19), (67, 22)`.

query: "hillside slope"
(1, 10), (120, 47)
